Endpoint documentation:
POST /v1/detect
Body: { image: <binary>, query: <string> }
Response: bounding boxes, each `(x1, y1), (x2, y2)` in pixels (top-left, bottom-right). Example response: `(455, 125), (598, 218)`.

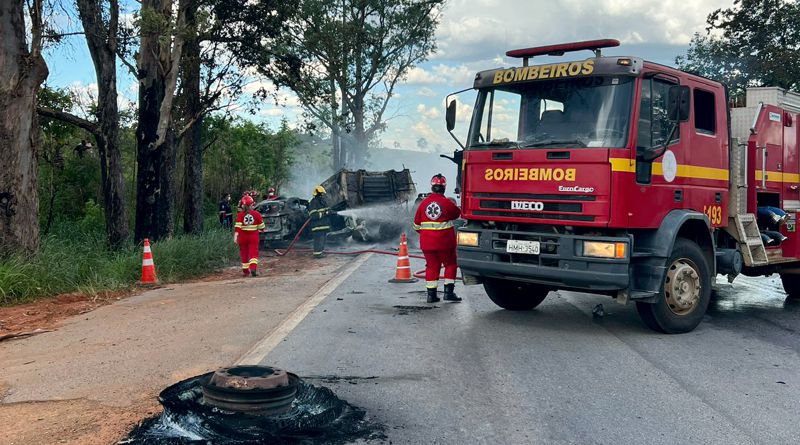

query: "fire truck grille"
(473, 210), (594, 222)
(479, 200), (582, 213)
(474, 192), (596, 201)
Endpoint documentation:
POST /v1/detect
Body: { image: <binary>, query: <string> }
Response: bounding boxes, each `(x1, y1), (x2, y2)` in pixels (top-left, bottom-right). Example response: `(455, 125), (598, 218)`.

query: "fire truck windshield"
(468, 76), (634, 149)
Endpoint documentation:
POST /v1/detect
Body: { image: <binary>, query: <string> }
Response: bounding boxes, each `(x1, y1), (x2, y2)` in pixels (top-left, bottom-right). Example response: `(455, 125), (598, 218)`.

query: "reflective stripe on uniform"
(248, 258), (259, 265)
(257, 223), (265, 230)
(238, 225), (261, 231)
(417, 221), (454, 230)
(241, 263), (249, 269)
(444, 279), (456, 285)
(309, 207), (330, 215)
(311, 225), (330, 232)
(425, 281), (438, 289)
(412, 223), (421, 230)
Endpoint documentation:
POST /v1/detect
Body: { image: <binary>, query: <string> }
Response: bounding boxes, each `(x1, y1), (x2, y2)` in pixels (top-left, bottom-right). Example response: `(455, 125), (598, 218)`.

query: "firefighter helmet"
(240, 195), (254, 206)
(431, 174), (447, 186)
(313, 185), (326, 196)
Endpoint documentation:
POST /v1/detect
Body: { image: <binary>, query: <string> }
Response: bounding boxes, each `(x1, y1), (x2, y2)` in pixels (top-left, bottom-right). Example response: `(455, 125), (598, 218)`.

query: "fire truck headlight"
(458, 231), (479, 247)
(582, 241), (626, 259)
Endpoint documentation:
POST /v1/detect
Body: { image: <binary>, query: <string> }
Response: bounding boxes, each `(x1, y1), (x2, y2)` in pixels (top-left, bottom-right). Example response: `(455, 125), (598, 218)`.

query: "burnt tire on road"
(635, 238), (711, 334)
(483, 279), (550, 311)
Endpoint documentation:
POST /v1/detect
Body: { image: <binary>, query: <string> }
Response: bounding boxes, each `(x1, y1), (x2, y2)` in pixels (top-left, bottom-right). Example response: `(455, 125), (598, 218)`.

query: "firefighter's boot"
(426, 287), (440, 303)
(250, 269), (258, 277)
(443, 283), (462, 302)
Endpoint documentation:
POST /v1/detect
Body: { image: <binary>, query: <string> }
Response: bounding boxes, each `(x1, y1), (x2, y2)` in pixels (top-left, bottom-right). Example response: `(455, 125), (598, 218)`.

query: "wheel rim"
(664, 258), (701, 316)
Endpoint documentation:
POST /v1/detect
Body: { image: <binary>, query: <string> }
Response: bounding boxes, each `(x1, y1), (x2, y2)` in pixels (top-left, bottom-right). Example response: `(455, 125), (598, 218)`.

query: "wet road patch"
(393, 305), (437, 315)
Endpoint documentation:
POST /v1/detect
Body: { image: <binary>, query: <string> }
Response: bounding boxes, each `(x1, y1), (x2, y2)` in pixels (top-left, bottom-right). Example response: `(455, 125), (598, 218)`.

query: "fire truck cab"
(448, 39), (800, 333)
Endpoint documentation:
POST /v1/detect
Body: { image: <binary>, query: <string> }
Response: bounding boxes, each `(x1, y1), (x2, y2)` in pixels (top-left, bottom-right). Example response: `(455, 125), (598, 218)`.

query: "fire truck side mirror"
(668, 85), (691, 122)
(446, 100), (457, 132)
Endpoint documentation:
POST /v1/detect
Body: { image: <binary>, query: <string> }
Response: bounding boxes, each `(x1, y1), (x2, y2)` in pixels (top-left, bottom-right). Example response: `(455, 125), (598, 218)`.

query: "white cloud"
(417, 103), (441, 120)
(417, 87), (437, 97)
(260, 108), (285, 117)
(404, 66), (442, 85)
(432, 0), (732, 64)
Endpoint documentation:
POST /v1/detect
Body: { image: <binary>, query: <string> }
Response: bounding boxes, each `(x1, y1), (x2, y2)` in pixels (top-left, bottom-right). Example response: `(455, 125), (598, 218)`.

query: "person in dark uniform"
(218, 194), (233, 229)
(308, 185), (332, 258)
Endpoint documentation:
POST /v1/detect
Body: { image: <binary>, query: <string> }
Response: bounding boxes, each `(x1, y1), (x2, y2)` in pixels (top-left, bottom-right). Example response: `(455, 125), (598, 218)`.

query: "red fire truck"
(445, 39), (800, 333)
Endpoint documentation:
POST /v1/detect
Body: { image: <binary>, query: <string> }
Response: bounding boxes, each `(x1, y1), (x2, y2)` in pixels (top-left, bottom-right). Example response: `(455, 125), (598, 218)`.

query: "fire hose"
(270, 218), (459, 279)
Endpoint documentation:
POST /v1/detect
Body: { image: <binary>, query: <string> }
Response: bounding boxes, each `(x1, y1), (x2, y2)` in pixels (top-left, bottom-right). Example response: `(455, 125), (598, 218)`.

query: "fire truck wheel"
(483, 279), (549, 311)
(635, 239), (711, 334)
(779, 274), (800, 300)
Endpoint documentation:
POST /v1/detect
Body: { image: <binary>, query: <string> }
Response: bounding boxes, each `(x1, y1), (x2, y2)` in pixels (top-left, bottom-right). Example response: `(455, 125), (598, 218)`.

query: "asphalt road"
(263, 252), (800, 445)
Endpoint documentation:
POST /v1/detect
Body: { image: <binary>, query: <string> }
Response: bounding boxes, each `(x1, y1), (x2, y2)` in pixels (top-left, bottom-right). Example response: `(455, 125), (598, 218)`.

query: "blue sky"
(43, 0), (733, 156)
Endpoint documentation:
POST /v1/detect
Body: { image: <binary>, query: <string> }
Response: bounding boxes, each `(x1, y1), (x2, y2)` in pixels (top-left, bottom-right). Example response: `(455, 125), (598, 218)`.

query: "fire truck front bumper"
(457, 229), (631, 292)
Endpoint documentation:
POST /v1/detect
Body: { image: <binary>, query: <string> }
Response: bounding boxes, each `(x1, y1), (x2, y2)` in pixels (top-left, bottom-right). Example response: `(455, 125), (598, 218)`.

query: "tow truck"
(445, 39), (800, 333)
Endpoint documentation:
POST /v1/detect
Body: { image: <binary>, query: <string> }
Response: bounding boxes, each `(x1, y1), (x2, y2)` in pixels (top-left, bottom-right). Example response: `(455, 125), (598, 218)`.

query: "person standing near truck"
(218, 194), (233, 229)
(234, 194), (265, 276)
(308, 185), (332, 258)
(414, 174), (462, 303)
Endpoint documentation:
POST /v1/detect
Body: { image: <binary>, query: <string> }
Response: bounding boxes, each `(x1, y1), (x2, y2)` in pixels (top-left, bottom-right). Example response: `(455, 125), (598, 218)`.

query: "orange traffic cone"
(140, 238), (158, 284)
(388, 233), (418, 283)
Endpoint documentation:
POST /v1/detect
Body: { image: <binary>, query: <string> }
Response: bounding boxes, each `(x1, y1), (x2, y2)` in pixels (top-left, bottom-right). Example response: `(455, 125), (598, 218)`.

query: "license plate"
(506, 240), (540, 255)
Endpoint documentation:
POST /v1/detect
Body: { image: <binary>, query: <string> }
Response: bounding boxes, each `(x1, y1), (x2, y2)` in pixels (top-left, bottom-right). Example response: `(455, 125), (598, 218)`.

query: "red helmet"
(240, 195), (254, 206)
(431, 174), (447, 186)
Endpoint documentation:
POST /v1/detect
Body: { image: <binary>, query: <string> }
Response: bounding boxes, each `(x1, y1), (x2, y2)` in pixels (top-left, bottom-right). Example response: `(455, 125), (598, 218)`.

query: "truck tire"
(779, 274), (800, 300)
(635, 238), (711, 334)
(483, 279), (549, 311)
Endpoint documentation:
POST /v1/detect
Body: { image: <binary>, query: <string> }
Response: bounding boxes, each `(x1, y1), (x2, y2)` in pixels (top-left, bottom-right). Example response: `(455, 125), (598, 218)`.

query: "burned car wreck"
(256, 169), (417, 247)
(255, 197), (353, 246)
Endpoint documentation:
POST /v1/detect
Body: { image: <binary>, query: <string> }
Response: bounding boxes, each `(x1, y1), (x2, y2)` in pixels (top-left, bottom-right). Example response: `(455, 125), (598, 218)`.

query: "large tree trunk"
(351, 95), (368, 168)
(135, 13), (167, 242)
(77, 0), (128, 249)
(156, 128), (177, 238)
(0, 0), (48, 257)
(181, 4), (203, 235)
(134, 0), (187, 242)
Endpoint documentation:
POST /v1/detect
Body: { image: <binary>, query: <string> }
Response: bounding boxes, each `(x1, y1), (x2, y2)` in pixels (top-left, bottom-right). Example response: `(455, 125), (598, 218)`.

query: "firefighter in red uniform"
(414, 174), (462, 303)
(234, 195), (265, 277)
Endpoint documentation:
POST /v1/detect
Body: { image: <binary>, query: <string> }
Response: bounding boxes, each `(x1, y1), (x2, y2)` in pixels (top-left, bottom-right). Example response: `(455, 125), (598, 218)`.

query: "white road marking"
(234, 253), (373, 365)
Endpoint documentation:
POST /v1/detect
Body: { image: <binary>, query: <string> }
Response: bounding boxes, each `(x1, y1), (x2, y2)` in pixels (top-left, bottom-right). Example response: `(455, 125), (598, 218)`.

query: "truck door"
(632, 75), (683, 227)
(753, 106), (784, 195)
(685, 86), (728, 226)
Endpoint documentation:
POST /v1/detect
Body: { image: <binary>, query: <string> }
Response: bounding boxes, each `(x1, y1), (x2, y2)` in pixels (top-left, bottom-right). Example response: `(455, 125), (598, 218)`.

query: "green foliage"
(229, 0), (445, 167)
(0, 225), (238, 305)
(676, 0), (800, 98)
(202, 116), (300, 201)
(37, 86), (101, 231)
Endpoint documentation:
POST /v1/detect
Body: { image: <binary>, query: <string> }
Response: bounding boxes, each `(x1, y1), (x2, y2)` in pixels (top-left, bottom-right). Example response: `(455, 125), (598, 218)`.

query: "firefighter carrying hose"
(308, 185), (333, 258)
(234, 194), (265, 276)
(414, 174), (462, 303)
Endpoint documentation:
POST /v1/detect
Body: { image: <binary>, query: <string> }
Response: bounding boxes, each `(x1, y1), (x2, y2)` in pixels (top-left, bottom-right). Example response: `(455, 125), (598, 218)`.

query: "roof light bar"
(506, 39), (621, 62)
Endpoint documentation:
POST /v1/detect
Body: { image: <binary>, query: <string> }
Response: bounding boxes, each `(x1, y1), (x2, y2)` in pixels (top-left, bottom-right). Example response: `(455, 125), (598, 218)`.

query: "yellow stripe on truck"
(755, 171), (800, 183)
(609, 158), (729, 181)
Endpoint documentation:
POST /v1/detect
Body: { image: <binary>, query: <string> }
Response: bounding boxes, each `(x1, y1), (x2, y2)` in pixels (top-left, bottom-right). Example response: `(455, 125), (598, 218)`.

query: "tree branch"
(37, 107), (100, 137)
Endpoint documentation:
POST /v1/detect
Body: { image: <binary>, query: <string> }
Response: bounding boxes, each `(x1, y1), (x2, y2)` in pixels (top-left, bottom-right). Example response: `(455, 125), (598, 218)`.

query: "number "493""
(703, 205), (723, 225)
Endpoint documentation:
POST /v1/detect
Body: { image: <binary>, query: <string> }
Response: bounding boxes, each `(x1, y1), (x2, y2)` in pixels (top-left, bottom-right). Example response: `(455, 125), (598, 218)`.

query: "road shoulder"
(0, 253), (351, 445)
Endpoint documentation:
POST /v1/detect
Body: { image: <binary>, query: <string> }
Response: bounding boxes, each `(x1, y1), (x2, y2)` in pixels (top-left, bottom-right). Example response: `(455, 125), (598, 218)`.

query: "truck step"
(733, 213), (769, 266)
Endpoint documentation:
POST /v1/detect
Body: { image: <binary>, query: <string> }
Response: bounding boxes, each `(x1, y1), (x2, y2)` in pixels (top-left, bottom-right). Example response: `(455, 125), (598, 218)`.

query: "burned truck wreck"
(257, 169), (416, 245)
